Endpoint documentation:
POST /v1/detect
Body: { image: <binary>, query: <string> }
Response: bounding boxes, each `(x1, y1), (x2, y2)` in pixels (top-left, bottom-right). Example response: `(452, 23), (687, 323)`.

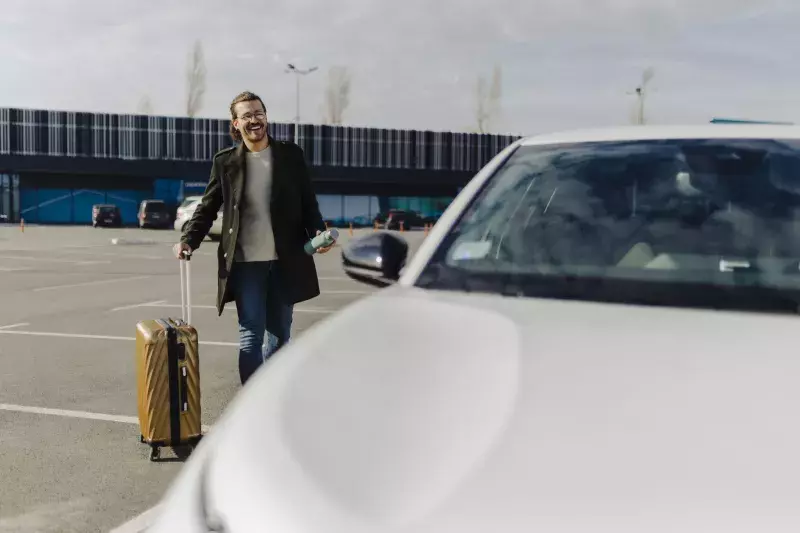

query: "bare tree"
(137, 95), (154, 115)
(475, 64), (502, 133)
(629, 67), (655, 125)
(323, 66), (352, 125)
(185, 40), (207, 118)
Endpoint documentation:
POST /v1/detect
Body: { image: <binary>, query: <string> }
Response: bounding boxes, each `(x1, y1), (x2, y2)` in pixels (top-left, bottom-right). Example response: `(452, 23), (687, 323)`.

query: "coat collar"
(224, 136), (272, 165)
(223, 136), (284, 201)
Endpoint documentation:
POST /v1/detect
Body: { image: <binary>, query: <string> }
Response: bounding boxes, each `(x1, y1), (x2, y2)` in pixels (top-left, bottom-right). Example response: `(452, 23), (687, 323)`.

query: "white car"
(174, 195), (223, 241)
(147, 125), (800, 532)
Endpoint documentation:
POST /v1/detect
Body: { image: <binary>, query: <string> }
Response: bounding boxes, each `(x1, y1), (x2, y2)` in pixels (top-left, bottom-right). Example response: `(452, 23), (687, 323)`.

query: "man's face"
(233, 100), (267, 143)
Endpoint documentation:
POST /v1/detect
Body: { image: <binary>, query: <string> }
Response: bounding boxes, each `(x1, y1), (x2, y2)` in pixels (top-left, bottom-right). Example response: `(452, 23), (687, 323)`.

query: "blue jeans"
(230, 261), (293, 384)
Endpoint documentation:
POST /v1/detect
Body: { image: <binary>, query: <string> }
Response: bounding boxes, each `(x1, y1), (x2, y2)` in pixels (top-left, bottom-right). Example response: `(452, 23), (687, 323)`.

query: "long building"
(0, 108), (519, 225)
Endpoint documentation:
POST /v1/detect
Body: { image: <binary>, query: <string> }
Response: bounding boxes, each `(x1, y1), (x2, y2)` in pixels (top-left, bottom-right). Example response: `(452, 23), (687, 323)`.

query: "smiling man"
(175, 90), (333, 385)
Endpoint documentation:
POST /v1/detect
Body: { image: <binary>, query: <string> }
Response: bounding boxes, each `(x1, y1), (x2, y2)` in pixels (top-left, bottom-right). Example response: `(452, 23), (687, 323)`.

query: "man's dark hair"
(229, 91), (266, 142)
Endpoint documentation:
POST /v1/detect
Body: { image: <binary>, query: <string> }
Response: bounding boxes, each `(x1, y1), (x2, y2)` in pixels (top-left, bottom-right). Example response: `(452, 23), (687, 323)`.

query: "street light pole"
(635, 87), (645, 126)
(285, 63), (318, 144)
(627, 68), (655, 126)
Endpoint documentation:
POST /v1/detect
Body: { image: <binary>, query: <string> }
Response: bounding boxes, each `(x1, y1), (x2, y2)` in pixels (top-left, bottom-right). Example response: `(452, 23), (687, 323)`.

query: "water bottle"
(304, 228), (339, 255)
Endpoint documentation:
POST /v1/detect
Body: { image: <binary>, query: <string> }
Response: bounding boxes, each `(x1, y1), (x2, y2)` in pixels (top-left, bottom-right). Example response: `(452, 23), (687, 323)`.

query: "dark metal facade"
(0, 108), (520, 172)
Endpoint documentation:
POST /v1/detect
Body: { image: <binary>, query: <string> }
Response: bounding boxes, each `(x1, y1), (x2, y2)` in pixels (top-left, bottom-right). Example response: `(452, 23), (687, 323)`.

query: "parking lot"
(0, 224), (425, 532)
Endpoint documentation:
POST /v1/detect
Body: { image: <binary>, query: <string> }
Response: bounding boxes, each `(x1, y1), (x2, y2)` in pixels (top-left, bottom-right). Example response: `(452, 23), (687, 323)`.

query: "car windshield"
(416, 138), (800, 313)
(179, 198), (201, 208)
(98, 206), (115, 213)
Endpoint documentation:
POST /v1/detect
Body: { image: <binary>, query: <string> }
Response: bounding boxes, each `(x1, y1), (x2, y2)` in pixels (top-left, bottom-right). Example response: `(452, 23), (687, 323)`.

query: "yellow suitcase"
(135, 255), (202, 461)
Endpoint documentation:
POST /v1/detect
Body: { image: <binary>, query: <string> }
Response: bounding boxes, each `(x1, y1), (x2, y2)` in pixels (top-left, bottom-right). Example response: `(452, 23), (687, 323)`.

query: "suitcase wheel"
(149, 446), (160, 462)
(173, 444), (194, 460)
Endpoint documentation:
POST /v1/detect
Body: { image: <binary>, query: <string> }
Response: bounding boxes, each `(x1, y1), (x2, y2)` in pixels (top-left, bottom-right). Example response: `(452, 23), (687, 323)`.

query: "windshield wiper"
(516, 274), (800, 314)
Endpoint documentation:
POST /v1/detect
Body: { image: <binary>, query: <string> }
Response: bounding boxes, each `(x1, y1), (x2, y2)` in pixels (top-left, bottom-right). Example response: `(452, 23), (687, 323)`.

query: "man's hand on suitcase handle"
(174, 243), (192, 260)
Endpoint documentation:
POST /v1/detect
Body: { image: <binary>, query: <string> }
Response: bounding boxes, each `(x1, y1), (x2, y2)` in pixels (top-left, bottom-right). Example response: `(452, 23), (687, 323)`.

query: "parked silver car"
(147, 124), (800, 532)
(174, 195), (222, 241)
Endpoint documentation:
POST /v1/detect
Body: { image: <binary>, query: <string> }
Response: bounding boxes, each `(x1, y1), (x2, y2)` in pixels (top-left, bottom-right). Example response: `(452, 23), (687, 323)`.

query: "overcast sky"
(1, 0), (798, 136)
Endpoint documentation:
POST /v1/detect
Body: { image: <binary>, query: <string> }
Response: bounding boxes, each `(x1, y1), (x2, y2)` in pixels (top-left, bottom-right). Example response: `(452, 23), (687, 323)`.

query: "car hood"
(167, 286), (800, 532)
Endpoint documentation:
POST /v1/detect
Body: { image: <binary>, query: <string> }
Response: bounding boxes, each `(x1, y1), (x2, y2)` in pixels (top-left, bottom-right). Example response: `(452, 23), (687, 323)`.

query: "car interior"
(452, 146), (800, 287)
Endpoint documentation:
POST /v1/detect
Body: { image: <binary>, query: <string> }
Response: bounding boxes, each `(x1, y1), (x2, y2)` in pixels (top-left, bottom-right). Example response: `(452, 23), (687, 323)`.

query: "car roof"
(518, 124), (800, 147)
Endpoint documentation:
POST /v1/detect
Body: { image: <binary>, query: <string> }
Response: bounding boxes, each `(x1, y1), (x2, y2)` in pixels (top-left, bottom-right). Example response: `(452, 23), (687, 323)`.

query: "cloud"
(0, 0), (798, 133)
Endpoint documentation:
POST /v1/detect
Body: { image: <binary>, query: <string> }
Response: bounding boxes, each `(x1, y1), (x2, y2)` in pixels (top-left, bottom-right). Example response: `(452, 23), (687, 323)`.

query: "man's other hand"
(316, 230), (335, 254)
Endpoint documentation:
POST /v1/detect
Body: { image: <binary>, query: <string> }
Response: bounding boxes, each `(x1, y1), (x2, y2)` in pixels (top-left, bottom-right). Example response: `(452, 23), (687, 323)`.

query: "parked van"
(137, 200), (171, 229)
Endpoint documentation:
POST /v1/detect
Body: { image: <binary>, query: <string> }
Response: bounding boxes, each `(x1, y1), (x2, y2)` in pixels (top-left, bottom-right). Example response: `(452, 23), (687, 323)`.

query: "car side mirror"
(341, 232), (409, 287)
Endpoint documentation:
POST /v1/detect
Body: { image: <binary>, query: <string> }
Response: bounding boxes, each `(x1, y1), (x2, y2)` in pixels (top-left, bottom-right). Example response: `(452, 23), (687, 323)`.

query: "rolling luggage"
(135, 253), (202, 461)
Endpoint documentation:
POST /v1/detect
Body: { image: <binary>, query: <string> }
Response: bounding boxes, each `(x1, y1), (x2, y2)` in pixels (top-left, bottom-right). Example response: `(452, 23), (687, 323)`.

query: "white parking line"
(0, 330), (132, 341)
(0, 403), (139, 424)
(111, 300), (167, 312)
(0, 403), (212, 432)
(33, 275), (152, 292)
(59, 250), (165, 260)
(61, 244), (113, 249)
(1, 255), (107, 265)
(0, 322), (29, 330)
(198, 339), (240, 347)
(113, 303), (336, 314)
(0, 329), (238, 347)
(321, 289), (372, 295)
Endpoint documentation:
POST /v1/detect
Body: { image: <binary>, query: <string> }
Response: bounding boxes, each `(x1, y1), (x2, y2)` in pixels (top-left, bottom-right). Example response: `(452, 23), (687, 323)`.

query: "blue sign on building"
(182, 182), (208, 198)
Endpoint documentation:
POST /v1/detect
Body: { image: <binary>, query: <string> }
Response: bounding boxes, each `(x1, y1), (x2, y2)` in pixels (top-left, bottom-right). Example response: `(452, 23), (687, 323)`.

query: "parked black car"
(92, 204), (123, 227)
(375, 209), (424, 230)
(138, 200), (172, 229)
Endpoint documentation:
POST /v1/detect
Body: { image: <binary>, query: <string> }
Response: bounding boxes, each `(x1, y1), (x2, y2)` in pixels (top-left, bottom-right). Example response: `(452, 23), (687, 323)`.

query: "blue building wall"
(12, 179), (449, 227)
(18, 188), (151, 225)
(152, 179), (183, 204)
(314, 194), (453, 226)
(3, 174), (465, 226)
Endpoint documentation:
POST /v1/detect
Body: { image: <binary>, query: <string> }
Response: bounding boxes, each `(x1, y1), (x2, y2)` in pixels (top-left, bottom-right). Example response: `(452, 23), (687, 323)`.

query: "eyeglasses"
(237, 111), (266, 122)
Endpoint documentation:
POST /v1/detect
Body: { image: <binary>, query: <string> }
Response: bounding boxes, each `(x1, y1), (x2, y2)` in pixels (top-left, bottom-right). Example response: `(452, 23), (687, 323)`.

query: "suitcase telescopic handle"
(179, 251), (192, 325)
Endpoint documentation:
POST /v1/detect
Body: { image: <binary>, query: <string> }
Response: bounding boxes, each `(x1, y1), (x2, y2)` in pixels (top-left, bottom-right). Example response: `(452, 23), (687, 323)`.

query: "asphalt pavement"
(0, 224), (427, 532)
